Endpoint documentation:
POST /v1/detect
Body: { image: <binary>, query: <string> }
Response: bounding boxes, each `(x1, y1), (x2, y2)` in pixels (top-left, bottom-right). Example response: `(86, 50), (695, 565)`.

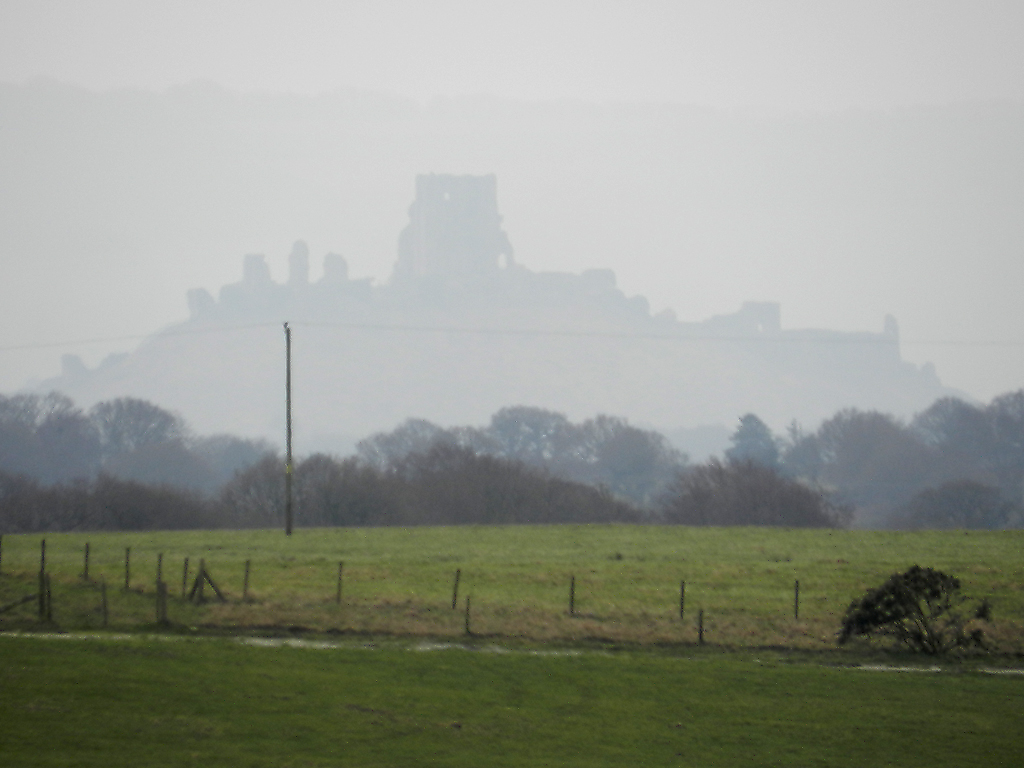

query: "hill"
(43, 173), (949, 449)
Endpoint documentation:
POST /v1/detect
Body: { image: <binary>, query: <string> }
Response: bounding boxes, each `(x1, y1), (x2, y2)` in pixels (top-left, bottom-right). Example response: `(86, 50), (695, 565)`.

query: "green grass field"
(1, 526), (1022, 651)
(1, 634), (1022, 767)
(3, 527), (1023, 766)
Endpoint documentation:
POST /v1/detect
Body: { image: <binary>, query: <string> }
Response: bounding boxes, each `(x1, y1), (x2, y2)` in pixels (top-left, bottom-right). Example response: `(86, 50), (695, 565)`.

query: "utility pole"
(284, 322), (293, 536)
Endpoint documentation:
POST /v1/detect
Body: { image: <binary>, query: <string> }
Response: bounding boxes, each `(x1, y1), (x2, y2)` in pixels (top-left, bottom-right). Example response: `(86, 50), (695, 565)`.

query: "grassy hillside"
(1, 526), (1022, 651)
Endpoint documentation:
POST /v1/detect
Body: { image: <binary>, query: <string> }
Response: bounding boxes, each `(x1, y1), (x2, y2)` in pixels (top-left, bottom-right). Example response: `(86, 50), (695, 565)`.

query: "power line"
(0, 322), (279, 353)
(0, 319), (1022, 353)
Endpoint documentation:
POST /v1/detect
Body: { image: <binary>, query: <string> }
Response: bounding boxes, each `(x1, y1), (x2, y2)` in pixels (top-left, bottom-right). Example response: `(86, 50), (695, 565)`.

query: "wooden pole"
(698, 609), (704, 645)
(40, 538), (46, 574)
(243, 559), (251, 601)
(83, 542), (90, 581)
(451, 568), (461, 609)
(569, 575), (575, 616)
(794, 579), (800, 620)
(157, 553), (163, 585)
(284, 322), (293, 537)
(680, 580), (685, 620)
(101, 579), (108, 628)
(197, 559), (206, 603)
(464, 595), (471, 635)
(182, 557), (189, 597)
(45, 573), (52, 622)
(124, 547), (131, 591)
(335, 561), (343, 604)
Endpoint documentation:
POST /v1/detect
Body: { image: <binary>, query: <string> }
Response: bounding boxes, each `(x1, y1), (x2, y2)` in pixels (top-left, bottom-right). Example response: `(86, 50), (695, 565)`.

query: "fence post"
(698, 609), (704, 645)
(45, 573), (52, 622)
(182, 557), (189, 597)
(156, 581), (168, 625)
(197, 559), (206, 603)
(124, 547), (131, 591)
(101, 579), (108, 628)
(794, 579), (800, 620)
(157, 553), (163, 585)
(464, 595), (471, 635)
(244, 560), (251, 601)
(569, 575), (576, 616)
(38, 538), (46, 618)
(680, 580), (685, 620)
(83, 542), (90, 581)
(451, 568), (461, 610)
(335, 561), (342, 605)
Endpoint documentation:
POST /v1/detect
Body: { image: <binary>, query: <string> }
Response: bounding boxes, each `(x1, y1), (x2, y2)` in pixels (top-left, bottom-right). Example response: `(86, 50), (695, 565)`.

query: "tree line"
(0, 441), (639, 533)
(0, 392), (272, 493)
(721, 391), (1024, 529)
(3, 390), (1024, 532)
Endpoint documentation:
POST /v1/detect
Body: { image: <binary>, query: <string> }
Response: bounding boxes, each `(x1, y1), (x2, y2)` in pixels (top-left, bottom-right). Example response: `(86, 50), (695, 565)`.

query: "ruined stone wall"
(394, 174), (514, 279)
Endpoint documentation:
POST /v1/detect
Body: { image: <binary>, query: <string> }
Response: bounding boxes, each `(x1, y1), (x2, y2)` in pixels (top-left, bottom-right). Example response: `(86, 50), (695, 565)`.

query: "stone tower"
(393, 174), (514, 280)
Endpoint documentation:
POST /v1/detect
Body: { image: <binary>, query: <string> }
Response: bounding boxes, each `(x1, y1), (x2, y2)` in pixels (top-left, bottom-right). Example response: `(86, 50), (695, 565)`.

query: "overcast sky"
(1, 1), (1023, 416)
(3, 1), (1023, 110)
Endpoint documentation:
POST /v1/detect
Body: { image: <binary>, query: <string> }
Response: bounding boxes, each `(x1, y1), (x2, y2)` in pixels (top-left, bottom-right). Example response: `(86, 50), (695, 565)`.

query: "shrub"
(899, 480), (1018, 530)
(659, 459), (849, 527)
(839, 565), (991, 654)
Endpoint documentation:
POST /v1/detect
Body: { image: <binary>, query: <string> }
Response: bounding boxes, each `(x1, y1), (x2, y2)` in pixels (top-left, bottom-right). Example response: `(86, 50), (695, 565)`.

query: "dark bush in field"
(839, 566), (991, 654)
(659, 459), (849, 527)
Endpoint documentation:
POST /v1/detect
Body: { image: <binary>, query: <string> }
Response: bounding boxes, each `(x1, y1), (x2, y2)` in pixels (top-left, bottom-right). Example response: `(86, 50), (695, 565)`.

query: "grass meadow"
(1, 525), (1022, 651)
(2, 526), (1023, 766)
(1, 634), (1022, 767)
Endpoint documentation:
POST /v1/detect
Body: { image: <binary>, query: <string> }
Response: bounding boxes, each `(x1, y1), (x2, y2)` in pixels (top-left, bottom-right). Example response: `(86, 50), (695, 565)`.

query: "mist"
(1, 1), (1023, 445)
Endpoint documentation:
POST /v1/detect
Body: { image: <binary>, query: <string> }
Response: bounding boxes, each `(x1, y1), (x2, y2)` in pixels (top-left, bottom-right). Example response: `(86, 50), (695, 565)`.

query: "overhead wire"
(0, 320), (1021, 353)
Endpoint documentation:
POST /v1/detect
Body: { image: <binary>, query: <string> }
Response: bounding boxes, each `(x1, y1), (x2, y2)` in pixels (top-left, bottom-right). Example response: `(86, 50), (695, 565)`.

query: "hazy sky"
(1, 1), (1024, 418)
(2, 1), (1023, 110)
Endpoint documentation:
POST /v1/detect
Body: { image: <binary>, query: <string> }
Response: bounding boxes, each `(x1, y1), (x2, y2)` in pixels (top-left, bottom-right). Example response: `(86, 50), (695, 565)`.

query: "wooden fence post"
(680, 580), (685, 620)
(155, 581), (168, 625)
(335, 561), (342, 605)
(182, 557), (189, 597)
(124, 547), (131, 591)
(38, 539), (46, 618)
(698, 609), (704, 645)
(157, 553), (163, 585)
(569, 575), (576, 616)
(794, 579), (800, 620)
(244, 560), (251, 601)
(45, 573), (52, 622)
(83, 542), (90, 581)
(101, 579), (108, 628)
(451, 568), (461, 609)
(464, 595), (471, 635)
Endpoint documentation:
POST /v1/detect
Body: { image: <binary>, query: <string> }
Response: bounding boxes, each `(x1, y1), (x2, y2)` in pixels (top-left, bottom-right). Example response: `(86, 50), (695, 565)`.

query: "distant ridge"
(43, 174), (951, 451)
